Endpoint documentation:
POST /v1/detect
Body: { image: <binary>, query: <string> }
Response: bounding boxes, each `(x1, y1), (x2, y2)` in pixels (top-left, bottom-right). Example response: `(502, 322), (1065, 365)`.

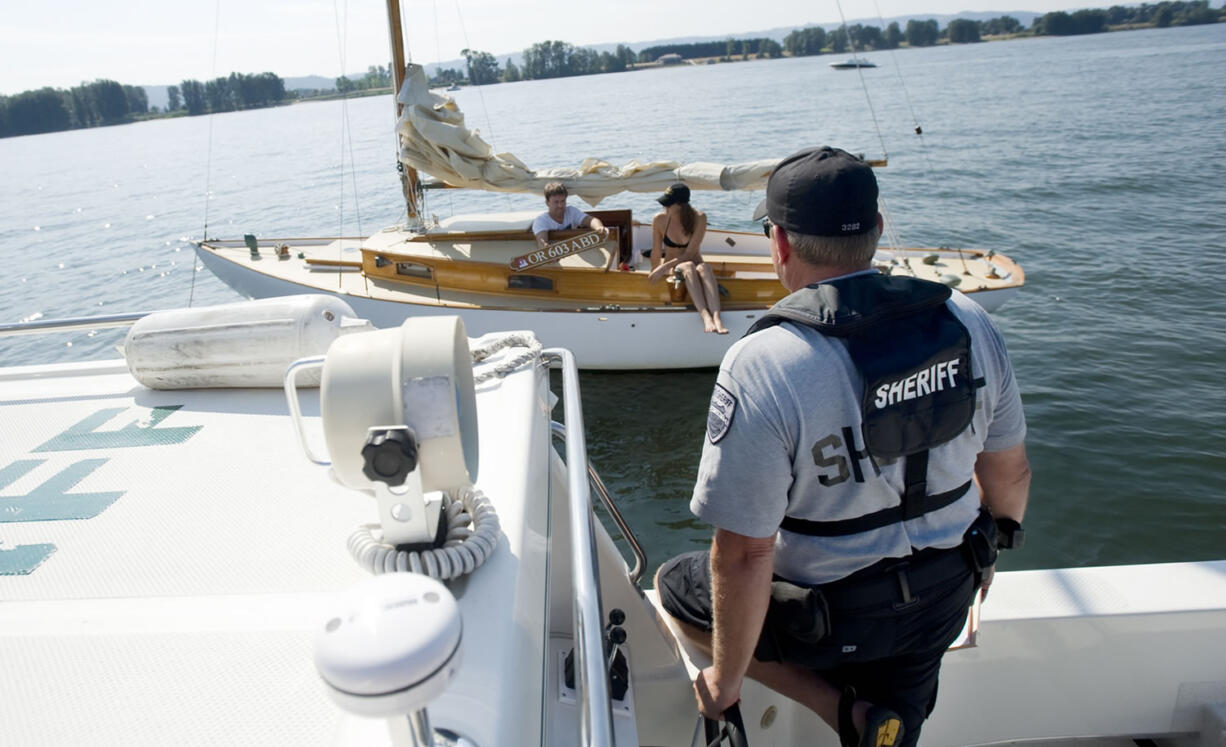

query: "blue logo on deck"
(33, 405), (202, 451)
(1, 405), (202, 575)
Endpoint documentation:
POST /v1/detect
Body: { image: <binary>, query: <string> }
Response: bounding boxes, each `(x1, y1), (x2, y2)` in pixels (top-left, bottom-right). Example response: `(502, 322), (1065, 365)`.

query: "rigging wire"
(429, 0), (458, 219)
(332, 0), (351, 289)
(871, 0), (925, 138)
(452, 0), (514, 212)
(432, 0), (455, 217)
(332, 0), (371, 293)
(868, 2), (961, 259)
(861, 1), (963, 260)
(834, 0), (889, 163)
(189, 0), (224, 308)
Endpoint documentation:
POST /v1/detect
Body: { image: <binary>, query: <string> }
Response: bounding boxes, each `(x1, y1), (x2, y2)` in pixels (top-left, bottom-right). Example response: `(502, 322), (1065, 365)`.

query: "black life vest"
(746, 274), (981, 537)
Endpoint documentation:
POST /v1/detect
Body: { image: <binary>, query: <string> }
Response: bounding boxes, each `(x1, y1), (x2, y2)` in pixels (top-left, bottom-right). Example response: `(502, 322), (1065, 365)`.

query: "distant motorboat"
(830, 57), (877, 69)
(447, 83), (461, 91)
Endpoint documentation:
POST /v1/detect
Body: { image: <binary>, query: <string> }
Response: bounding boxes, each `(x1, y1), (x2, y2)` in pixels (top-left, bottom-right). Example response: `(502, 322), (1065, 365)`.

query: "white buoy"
(123, 295), (373, 389)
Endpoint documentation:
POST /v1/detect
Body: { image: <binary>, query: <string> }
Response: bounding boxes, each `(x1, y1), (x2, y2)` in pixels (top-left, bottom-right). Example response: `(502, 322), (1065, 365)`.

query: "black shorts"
(657, 549), (976, 747)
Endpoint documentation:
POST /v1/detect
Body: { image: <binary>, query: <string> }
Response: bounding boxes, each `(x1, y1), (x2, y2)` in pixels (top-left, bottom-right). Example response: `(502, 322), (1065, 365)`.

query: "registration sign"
(509, 231), (605, 272)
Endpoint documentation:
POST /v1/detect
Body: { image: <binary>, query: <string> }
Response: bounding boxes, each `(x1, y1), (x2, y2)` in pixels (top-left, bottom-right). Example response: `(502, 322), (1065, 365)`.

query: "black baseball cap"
(752, 146), (878, 236)
(657, 182), (691, 207)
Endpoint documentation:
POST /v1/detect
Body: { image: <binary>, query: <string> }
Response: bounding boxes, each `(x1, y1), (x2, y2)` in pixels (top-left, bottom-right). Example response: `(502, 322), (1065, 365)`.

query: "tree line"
(429, 42), (644, 86)
(1033, 1), (1220, 36)
(169, 72), (286, 116)
(780, 1), (1219, 53)
(431, 35), (783, 87)
(1, 71), (290, 139)
(5, 1), (1219, 136)
(0, 80), (148, 138)
(637, 38), (784, 62)
(431, 1), (1218, 90)
(335, 65), (392, 93)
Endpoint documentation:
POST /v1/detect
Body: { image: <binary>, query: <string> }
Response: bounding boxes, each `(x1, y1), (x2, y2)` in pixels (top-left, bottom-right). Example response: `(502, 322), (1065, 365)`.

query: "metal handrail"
(550, 421), (646, 585)
(542, 349), (615, 747)
(0, 311), (152, 337)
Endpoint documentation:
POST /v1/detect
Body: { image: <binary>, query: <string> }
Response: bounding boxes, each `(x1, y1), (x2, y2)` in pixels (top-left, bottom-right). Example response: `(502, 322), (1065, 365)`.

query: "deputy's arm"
(534, 231), (550, 249)
(975, 442), (1030, 522)
(696, 528), (775, 718)
(973, 442), (1030, 601)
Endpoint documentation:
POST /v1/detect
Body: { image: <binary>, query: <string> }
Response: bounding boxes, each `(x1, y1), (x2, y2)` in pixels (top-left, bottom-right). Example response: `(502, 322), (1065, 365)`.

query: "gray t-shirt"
(691, 284), (1026, 585)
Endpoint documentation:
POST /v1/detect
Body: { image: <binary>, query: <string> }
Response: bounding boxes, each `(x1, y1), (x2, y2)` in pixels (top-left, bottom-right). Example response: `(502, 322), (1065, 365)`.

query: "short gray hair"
(785, 226), (881, 268)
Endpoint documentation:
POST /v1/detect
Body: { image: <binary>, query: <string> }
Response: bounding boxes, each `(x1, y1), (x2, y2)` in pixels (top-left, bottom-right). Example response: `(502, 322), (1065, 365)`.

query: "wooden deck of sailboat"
(199, 223), (1022, 314)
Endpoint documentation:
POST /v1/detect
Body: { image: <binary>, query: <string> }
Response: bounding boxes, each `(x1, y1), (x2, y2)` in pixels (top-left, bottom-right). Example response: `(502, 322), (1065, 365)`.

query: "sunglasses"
(761, 219), (773, 238)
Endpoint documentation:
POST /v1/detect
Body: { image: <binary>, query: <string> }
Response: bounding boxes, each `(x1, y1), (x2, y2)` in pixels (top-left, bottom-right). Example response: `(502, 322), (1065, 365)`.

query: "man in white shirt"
(531, 182), (606, 249)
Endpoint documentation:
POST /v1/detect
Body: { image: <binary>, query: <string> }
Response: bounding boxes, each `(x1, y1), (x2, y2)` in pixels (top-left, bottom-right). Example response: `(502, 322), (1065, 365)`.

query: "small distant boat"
(830, 57), (877, 69)
(446, 83), (461, 91)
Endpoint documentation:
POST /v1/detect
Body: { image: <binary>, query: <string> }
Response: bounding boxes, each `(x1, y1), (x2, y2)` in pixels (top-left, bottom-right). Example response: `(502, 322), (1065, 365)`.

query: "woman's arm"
(647, 213), (668, 281)
(678, 212), (707, 264)
(650, 211), (709, 281)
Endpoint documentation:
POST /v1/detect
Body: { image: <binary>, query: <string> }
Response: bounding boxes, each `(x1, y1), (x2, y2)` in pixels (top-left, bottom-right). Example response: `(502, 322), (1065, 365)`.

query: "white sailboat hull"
(196, 228), (1021, 370)
(197, 243), (769, 370)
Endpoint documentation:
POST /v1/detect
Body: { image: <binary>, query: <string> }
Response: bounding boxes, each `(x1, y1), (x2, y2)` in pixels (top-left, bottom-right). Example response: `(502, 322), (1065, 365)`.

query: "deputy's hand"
(693, 666), (741, 721)
(979, 565), (995, 602)
(597, 226), (609, 241)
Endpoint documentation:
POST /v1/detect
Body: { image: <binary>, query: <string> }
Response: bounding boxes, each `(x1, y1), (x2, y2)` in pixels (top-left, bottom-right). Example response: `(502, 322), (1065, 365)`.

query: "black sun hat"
(657, 182), (691, 207)
(752, 146), (878, 236)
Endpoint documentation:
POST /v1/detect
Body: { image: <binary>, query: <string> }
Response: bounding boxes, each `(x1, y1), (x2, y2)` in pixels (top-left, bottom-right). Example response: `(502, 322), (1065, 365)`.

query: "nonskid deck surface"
(0, 350), (551, 746)
(3, 356), (1224, 746)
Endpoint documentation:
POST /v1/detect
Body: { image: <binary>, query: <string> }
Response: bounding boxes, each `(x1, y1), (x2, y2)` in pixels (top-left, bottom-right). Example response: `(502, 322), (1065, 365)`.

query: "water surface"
(3, 24), (1224, 581)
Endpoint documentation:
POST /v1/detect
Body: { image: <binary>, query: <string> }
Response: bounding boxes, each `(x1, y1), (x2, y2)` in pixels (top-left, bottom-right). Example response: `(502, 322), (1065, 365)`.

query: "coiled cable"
(347, 486), (500, 579)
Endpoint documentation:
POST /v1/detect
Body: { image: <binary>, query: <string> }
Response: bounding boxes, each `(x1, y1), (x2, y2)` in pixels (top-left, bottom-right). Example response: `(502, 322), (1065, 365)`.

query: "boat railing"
(543, 348), (616, 747)
(551, 421), (647, 584)
(0, 311), (150, 337)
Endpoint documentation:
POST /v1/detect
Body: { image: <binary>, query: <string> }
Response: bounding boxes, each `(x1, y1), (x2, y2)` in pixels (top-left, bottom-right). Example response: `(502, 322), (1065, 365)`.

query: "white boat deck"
(3, 328), (1223, 746)
(0, 350), (555, 746)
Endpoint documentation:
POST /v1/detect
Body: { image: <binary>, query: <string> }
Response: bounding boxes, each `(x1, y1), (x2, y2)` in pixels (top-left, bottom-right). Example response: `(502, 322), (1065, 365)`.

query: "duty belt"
(810, 544), (973, 611)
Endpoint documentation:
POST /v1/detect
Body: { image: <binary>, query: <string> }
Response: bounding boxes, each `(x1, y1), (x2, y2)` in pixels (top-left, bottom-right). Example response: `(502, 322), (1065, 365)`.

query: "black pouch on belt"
(963, 507), (999, 574)
(757, 580), (831, 663)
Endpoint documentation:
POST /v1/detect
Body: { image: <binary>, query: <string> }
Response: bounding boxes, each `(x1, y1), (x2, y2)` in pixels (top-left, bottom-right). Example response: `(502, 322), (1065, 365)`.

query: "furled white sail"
(396, 64), (779, 205)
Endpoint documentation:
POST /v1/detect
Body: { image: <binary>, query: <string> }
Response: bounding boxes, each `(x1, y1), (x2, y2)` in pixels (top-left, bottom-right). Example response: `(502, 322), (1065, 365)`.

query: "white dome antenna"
(315, 573), (464, 746)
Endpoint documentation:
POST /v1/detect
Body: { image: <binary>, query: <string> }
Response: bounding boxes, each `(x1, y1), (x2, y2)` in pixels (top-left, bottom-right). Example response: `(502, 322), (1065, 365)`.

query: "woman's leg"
(696, 263), (728, 334)
(679, 261), (716, 332)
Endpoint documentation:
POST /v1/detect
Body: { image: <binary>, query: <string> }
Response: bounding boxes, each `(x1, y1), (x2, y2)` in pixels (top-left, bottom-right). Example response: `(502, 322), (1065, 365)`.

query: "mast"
(386, 0), (422, 227)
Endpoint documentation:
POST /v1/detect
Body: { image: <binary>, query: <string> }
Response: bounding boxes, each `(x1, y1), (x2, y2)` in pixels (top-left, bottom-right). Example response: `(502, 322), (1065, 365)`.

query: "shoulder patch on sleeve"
(707, 383), (737, 444)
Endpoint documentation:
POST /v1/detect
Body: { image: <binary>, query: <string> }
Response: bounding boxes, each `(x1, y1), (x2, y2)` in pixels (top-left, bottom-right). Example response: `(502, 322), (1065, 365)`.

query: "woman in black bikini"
(647, 183), (728, 334)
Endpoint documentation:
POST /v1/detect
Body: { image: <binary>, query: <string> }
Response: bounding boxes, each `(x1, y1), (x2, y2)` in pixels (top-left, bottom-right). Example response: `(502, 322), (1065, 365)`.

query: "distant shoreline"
(3, 9), (1219, 138)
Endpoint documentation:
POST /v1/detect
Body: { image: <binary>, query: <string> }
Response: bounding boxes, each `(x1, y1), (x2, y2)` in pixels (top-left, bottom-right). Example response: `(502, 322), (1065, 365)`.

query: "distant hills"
(140, 10), (1043, 108)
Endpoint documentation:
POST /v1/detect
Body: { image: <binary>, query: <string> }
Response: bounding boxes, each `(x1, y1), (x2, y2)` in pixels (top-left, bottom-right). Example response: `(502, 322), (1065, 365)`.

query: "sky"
(0, 0), (1202, 95)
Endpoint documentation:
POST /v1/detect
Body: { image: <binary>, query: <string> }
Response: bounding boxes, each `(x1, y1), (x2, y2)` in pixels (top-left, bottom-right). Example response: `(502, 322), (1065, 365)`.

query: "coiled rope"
(470, 331), (543, 384)
(348, 487), (500, 579)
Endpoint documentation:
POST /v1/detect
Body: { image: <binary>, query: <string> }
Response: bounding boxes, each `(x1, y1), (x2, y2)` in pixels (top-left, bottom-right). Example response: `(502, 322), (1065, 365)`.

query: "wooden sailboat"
(196, 4), (1024, 370)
